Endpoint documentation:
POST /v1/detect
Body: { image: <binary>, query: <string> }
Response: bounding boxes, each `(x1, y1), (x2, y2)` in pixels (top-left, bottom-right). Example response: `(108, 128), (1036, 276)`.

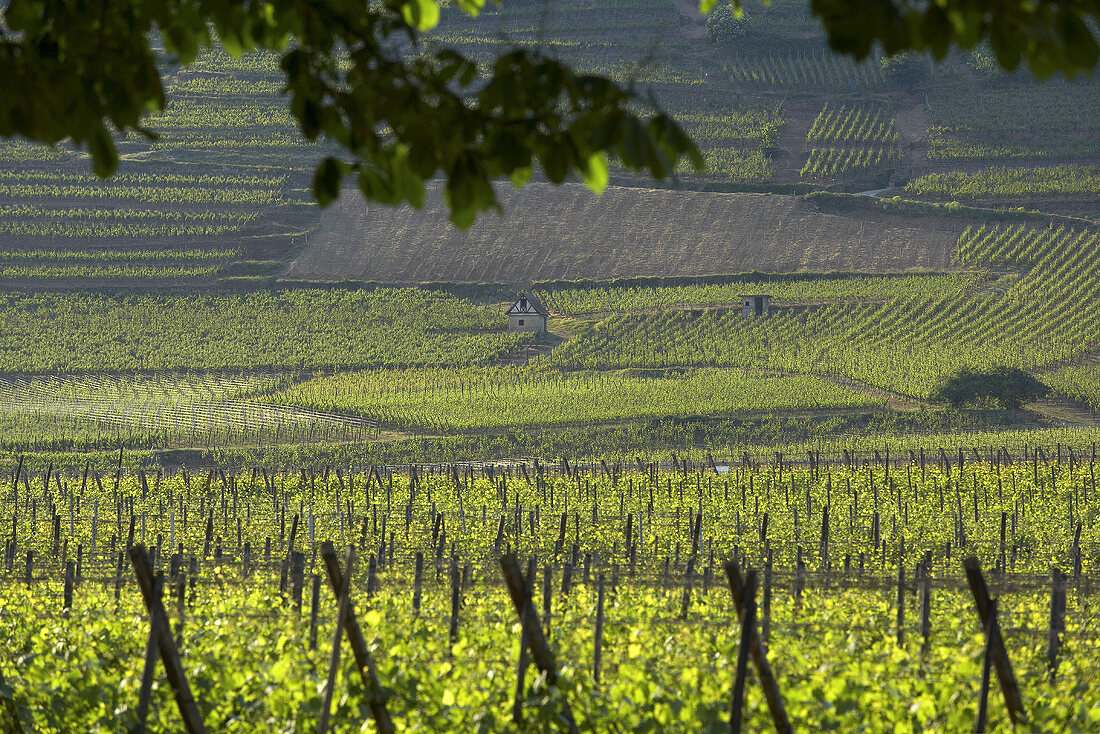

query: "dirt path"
(894, 101), (931, 183)
(1028, 397), (1100, 427)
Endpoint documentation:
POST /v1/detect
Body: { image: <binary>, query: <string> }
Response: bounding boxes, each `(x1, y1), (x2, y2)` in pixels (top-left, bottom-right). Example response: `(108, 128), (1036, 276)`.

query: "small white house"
(741, 294), (772, 317)
(507, 292), (549, 333)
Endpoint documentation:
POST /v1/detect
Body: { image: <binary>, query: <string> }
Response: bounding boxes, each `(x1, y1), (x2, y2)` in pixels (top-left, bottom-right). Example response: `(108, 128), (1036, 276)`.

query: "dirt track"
(285, 182), (963, 286)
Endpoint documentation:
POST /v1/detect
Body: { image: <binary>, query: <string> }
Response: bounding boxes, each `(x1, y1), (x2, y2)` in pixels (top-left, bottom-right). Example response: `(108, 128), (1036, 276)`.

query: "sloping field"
(285, 182), (962, 286)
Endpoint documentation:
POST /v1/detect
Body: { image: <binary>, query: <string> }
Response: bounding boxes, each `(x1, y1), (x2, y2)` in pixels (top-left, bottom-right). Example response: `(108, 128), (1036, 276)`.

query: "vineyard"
(0, 289), (525, 372)
(1042, 363), (1100, 414)
(3, 0), (1100, 729)
(806, 104), (899, 145)
(0, 373), (379, 452)
(271, 367), (881, 431)
(0, 452), (1097, 731)
(926, 77), (1100, 162)
(800, 103), (902, 181)
(0, 165), (299, 287)
(907, 165), (1100, 200)
(800, 146), (902, 180)
(537, 272), (979, 315)
(725, 51), (886, 91)
(0, 41), (318, 290)
(544, 224), (1100, 400)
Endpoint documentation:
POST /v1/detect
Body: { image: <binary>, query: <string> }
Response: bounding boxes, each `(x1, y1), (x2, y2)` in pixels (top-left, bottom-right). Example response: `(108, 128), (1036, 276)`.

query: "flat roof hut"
(507, 292), (549, 333)
(740, 294), (771, 317)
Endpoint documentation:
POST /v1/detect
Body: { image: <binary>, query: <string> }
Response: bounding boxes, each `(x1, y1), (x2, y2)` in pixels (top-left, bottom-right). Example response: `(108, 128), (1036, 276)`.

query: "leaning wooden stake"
(499, 553), (579, 734)
(319, 547), (355, 734)
(962, 556), (1027, 727)
(724, 561), (792, 734)
(975, 599), (996, 734)
(133, 575), (164, 734)
(129, 545), (206, 734)
(319, 541), (395, 734)
(730, 569), (757, 734)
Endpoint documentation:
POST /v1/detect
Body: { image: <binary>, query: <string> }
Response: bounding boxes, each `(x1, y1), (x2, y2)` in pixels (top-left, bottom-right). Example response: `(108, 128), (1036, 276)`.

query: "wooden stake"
(133, 575), (164, 733)
(730, 569), (757, 734)
(1047, 567), (1065, 682)
(129, 546), (206, 734)
(308, 575), (321, 652)
(962, 556), (1027, 727)
(499, 554), (578, 734)
(724, 561), (791, 734)
(319, 542), (395, 734)
(318, 547), (354, 734)
(896, 565), (905, 647)
(975, 601), (995, 734)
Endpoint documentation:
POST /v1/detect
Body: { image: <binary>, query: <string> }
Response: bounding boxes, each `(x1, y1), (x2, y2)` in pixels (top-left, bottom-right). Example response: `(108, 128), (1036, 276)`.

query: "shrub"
(929, 366), (1050, 409)
(880, 51), (928, 89)
(706, 2), (747, 44)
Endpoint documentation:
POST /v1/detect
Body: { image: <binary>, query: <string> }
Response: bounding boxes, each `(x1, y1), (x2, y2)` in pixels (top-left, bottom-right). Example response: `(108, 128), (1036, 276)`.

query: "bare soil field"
(285, 182), (963, 286)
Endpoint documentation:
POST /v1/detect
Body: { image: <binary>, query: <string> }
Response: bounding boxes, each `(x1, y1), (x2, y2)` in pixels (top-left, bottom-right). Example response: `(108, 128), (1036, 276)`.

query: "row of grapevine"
(800, 146), (901, 179)
(0, 372), (377, 451)
(726, 51), (886, 91)
(907, 165), (1100, 199)
(0, 248), (238, 261)
(806, 104), (899, 144)
(1042, 363), (1100, 412)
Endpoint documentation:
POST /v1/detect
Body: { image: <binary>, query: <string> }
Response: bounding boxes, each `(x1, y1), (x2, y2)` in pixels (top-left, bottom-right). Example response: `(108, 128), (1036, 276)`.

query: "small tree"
(880, 52), (929, 90)
(930, 366), (1050, 409)
(706, 3), (748, 45)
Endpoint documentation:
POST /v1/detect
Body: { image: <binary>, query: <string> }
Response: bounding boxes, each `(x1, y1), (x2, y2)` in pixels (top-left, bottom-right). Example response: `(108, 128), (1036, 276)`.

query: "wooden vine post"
(318, 541), (395, 734)
(962, 556), (1027, 730)
(318, 547), (355, 734)
(724, 560), (792, 734)
(729, 568), (757, 734)
(499, 553), (579, 734)
(129, 545), (206, 734)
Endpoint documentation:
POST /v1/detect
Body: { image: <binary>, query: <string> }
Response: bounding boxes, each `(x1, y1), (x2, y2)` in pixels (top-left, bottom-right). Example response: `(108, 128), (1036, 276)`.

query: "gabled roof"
(507, 291), (549, 316)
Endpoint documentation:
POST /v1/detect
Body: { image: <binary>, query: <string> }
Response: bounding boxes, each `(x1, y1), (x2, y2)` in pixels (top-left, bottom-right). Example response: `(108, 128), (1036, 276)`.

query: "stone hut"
(507, 292), (549, 333)
(740, 294), (771, 317)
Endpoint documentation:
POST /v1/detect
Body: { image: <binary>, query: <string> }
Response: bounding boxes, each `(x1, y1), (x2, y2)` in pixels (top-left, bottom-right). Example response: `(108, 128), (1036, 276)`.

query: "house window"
(518, 319), (524, 326)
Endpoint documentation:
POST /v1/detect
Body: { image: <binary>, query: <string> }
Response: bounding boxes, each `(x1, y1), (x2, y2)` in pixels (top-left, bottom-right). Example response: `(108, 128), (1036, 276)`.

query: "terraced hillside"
(0, 47), (319, 290)
(2, 0), (1099, 293)
(286, 182), (962, 285)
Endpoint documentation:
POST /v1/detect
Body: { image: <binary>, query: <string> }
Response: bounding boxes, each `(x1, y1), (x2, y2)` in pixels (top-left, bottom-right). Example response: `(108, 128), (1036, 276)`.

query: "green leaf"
(509, 166), (533, 188)
(87, 127), (118, 178)
(401, 0), (441, 32)
(453, 0), (487, 17)
(582, 152), (609, 195)
(313, 157), (344, 207)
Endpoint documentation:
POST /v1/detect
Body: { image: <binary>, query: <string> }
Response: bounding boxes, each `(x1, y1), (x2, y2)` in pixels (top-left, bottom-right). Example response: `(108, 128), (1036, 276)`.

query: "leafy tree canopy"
(929, 366), (1050, 409)
(2, 0), (1098, 225)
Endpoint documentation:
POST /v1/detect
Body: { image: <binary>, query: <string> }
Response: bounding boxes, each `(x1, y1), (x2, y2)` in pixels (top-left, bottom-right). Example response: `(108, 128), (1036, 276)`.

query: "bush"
(706, 2), (747, 44)
(880, 52), (928, 90)
(929, 366), (1050, 409)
